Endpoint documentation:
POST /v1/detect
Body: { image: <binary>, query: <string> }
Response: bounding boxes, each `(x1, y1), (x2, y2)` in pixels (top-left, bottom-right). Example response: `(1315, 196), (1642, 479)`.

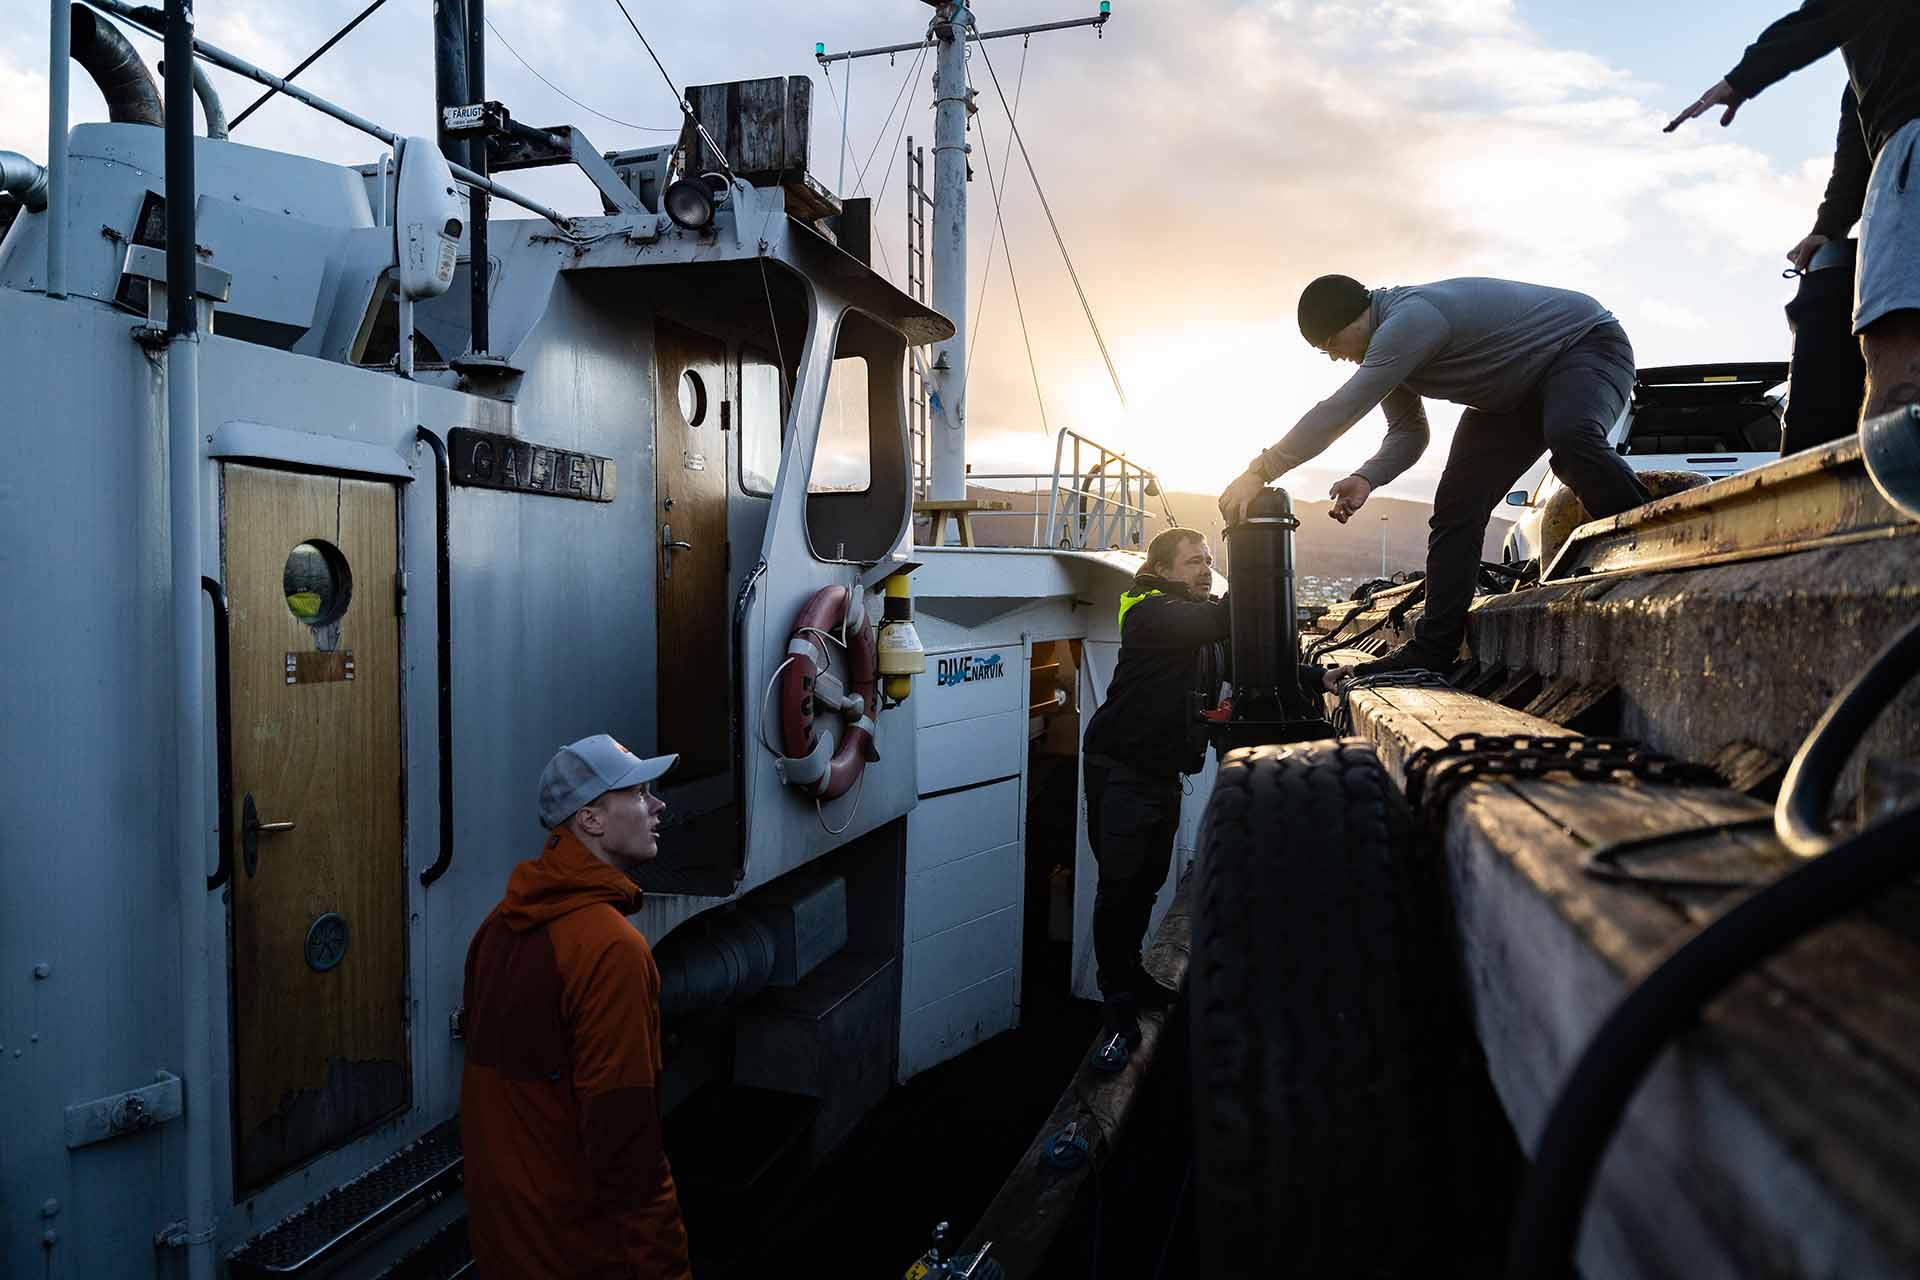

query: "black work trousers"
(1085, 762), (1182, 999)
(1416, 321), (1650, 652)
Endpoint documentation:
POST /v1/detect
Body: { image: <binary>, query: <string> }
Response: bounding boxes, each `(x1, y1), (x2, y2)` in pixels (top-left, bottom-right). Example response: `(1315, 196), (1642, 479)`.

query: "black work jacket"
(1084, 574), (1229, 779)
(1725, 0), (1920, 160)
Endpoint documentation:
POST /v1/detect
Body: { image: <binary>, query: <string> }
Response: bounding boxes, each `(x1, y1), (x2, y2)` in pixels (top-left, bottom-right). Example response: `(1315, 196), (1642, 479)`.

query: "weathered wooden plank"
(958, 874), (1193, 1277)
(1343, 683), (1920, 1277)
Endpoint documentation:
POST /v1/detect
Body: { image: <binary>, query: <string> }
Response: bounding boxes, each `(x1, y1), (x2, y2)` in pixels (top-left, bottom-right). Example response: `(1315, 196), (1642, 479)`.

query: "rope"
(608, 0), (734, 178)
(485, 17), (677, 133)
(976, 38), (1129, 413)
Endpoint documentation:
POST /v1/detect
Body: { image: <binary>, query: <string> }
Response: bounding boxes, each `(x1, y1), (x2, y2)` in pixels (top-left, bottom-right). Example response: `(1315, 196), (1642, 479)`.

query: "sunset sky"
(0, 1), (1849, 501)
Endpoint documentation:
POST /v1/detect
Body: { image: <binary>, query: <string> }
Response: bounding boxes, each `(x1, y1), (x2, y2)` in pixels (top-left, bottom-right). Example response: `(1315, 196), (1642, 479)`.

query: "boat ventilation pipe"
(0, 152), (49, 210)
(159, 58), (228, 139)
(655, 908), (778, 1017)
(71, 5), (164, 127)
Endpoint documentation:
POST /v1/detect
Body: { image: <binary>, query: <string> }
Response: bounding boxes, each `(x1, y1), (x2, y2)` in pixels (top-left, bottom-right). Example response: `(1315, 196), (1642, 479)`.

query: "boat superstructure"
(0, 2), (1187, 1275)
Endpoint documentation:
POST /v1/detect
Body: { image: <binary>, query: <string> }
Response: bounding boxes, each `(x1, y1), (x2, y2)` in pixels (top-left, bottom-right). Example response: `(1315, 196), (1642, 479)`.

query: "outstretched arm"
(1668, 0), (1881, 133)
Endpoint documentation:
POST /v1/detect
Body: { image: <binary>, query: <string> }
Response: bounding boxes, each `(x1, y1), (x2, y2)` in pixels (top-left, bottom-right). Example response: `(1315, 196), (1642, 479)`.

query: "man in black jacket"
(1667, 0), (1920, 426)
(1082, 527), (1327, 1044)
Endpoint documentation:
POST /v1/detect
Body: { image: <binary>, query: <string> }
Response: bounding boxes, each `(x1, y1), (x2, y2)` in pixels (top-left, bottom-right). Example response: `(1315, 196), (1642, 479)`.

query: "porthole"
(679, 368), (708, 426)
(283, 540), (352, 627)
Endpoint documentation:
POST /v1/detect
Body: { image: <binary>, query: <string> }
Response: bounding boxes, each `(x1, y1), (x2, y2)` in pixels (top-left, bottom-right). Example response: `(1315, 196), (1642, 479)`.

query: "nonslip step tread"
(229, 1118), (464, 1276)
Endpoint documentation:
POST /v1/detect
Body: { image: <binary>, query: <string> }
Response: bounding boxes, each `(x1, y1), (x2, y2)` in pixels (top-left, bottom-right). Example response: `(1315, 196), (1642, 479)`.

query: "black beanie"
(1297, 274), (1370, 347)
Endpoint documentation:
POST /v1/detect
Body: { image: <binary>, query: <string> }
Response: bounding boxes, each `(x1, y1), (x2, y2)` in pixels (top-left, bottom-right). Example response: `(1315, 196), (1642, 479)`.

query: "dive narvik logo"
(936, 652), (1006, 688)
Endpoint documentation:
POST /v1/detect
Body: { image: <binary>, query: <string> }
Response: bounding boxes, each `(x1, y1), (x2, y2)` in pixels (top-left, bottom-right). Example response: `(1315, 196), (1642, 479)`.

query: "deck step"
(228, 1119), (464, 1277)
(377, 1215), (473, 1280)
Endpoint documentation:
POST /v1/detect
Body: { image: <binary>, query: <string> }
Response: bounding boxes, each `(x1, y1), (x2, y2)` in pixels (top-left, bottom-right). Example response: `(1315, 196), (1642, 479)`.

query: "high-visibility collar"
(1118, 588), (1162, 629)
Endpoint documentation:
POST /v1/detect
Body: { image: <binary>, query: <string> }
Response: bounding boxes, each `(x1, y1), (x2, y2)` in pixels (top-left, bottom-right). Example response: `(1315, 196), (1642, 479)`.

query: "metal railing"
(920, 428), (1173, 550)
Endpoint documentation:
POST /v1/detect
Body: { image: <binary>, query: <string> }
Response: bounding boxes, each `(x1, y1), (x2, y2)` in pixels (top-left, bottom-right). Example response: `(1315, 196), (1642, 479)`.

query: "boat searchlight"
(663, 173), (729, 231)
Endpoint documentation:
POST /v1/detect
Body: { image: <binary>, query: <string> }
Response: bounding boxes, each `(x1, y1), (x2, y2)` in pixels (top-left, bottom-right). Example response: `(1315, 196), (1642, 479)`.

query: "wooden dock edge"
(1334, 672), (1920, 1278)
(957, 872), (1192, 1276)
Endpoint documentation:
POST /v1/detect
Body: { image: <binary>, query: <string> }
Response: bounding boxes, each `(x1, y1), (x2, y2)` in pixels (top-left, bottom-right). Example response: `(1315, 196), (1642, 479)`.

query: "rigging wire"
(228, 0), (389, 130)
(965, 39), (1049, 436)
(608, 0), (734, 177)
(968, 36), (1028, 357)
(861, 42), (931, 285)
(853, 42), (930, 201)
(819, 53), (853, 195)
(952, 38), (1044, 435)
(975, 38), (1130, 413)
(485, 17), (678, 133)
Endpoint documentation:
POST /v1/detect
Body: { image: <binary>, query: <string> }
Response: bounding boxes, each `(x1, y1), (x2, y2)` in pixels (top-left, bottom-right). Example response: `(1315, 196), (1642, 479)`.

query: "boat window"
(810, 357), (873, 494)
(284, 540), (352, 626)
(740, 347), (786, 496)
(805, 309), (909, 563)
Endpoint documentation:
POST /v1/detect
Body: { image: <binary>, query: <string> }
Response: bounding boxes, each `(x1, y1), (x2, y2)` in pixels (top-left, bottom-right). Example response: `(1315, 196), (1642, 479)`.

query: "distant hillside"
(941, 485), (1509, 581)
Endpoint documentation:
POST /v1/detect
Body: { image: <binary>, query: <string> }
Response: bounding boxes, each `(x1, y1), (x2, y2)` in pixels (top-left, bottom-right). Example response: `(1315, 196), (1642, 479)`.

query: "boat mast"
(928, 3), (972, 502)
(818, 3), (1112, 502)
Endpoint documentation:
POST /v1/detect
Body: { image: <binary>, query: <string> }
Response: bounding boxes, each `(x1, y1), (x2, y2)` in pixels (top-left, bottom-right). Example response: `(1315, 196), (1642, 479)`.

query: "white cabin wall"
(900, 636), (1029, 1080)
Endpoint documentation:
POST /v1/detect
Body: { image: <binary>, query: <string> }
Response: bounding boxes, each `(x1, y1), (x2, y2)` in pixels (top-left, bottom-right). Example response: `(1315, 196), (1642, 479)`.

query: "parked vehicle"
(1502, 362), (1786, 566)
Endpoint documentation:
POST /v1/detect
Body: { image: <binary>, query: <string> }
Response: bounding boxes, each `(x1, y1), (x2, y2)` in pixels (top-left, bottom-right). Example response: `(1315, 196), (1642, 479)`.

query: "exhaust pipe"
(71, 5), (164, 126)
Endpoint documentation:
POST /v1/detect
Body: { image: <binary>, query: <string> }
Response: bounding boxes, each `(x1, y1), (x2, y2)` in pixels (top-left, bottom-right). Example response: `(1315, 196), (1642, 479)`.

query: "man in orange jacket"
(461, 734), (691, 1279)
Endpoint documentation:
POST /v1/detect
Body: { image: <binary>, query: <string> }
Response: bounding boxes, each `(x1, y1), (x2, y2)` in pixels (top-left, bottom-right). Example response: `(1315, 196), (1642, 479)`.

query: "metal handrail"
(915, 429), (1172, 549)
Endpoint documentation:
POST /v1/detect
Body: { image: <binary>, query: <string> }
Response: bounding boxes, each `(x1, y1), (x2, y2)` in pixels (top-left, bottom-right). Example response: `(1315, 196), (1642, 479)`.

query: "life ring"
(778, 585), (879, 799)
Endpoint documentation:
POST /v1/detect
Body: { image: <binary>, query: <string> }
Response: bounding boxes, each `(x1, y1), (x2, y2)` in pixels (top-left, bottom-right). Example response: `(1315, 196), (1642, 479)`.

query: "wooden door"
(223, 465), (408, 1191)
(655, 321), (731, 780)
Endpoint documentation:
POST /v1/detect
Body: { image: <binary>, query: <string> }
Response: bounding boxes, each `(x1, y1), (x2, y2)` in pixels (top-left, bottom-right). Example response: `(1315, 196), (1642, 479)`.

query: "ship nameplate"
(449, 427), (616, 502)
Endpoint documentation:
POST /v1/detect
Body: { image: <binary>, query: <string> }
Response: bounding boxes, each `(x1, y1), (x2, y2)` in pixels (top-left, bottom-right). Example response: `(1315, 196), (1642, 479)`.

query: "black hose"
(72, 6), (164, 127)
(1505, 611), (1920, 1277)
(1776, 613), (1920, 856)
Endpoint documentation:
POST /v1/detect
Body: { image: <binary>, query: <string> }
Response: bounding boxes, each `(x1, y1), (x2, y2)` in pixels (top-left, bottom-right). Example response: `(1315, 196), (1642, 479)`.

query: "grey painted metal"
(124, 243), (231, 302)
(0, 151), (49, 210)
(46, 0), (66, 296)
(164, 4), (214, 1271)
(84, 0), (570, 230)
(64, 1070), (184, 1149)
(209, 419), (415, 478)
(929, 3), (971, 502)
(177, 57), (229, 138)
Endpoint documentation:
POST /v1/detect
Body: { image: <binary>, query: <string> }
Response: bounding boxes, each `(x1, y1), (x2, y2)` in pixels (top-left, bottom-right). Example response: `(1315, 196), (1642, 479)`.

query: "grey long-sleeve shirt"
(1256, 277), (1616, 488)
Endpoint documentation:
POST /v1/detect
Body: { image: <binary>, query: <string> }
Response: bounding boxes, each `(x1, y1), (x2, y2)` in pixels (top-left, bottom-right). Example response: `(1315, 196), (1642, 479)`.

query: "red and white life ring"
(777, 585), (879, 799)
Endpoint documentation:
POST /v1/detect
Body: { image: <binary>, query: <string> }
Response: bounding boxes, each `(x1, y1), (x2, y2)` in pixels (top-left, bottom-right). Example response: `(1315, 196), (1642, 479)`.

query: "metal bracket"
(65, 1071), (183, 1149)
(488, 123), (648, 215)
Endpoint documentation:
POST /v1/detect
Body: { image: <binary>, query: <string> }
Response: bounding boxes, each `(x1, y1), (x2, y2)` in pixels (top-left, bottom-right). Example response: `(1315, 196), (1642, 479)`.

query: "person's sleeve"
(564, 927), (691, 1274)
(1121, 595), (1231, 651)
(1351, 386), (1432, 488)
(1724, 0), (1881, 100)
(1813, 85), (1869, 238)
(1255, 300), (1451, 480)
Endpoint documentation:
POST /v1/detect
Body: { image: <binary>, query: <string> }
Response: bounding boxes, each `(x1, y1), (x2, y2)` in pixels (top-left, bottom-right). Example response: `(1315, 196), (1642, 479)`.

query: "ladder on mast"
(907, 136), (932, 502)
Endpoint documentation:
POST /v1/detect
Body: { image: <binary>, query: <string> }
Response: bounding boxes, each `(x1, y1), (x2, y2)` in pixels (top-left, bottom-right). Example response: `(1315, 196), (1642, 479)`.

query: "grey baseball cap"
(537, 734), (677, 828)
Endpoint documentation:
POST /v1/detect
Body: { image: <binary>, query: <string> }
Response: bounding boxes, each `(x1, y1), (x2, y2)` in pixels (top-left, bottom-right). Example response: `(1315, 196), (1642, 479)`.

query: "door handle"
(661, 523), (694, 579)
(241, 792), (295, 878)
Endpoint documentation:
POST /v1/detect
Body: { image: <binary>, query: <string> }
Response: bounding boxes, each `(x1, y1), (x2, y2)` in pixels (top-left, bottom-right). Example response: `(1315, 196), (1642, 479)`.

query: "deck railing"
(925, 428), (1174, 550)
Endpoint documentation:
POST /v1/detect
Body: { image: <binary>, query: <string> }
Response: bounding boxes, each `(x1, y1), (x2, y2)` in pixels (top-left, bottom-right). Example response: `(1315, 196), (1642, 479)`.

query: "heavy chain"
(1402, 733), (1725, 830)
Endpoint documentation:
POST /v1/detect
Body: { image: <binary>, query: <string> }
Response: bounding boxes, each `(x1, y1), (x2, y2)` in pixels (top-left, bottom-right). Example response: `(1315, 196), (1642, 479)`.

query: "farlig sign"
(936, 652), (1006, 688)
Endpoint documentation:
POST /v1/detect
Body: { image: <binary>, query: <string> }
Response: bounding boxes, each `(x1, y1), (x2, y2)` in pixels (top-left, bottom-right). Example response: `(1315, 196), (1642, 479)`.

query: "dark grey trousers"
(1415, 320), (1650, 651)
(1085, 762), (1181, 999)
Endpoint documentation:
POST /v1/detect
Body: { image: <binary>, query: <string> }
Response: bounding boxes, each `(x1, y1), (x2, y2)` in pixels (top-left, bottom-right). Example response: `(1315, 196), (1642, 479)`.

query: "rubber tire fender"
(1189, 739), (1452, 1279)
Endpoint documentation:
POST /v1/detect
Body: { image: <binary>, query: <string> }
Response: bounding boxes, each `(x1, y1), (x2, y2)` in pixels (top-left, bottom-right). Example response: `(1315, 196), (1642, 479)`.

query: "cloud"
(0, 0), (1832, 503)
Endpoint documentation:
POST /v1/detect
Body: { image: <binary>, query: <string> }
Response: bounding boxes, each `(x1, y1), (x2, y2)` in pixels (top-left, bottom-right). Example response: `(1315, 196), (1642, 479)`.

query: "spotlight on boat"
(1862, 405), (1920, 520)
(663, 178), (715, 230)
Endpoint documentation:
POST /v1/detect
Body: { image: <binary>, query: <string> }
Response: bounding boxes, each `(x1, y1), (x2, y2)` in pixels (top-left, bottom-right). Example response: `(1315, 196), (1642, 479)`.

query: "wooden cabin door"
(655, 320), (731, 780)
(222, 465), (408, 1191)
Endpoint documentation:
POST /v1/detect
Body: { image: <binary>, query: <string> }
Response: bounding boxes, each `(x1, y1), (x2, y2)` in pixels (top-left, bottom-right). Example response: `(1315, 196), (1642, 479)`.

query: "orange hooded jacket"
(460, 826), (691, 1279)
